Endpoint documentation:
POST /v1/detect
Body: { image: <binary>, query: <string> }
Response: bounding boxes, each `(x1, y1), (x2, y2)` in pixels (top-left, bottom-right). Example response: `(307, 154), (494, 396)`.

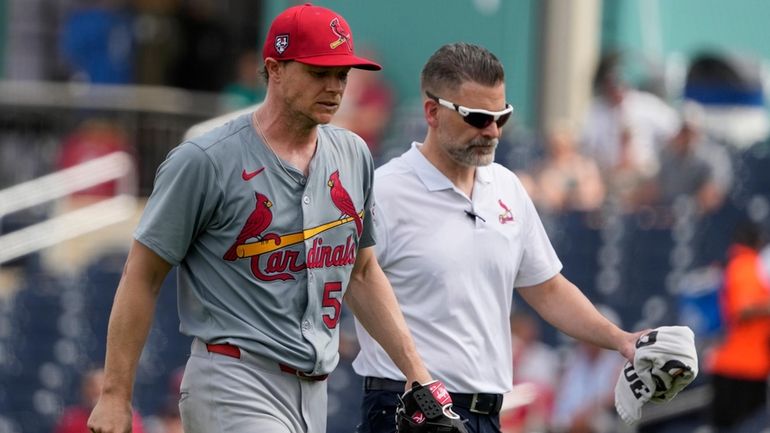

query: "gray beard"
(446, 136), (498, 167)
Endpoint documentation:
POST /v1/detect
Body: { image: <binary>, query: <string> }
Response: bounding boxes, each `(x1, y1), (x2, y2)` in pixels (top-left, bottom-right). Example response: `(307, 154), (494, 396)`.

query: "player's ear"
(424, 97), (440, 128)
(264, 58), (283, 83)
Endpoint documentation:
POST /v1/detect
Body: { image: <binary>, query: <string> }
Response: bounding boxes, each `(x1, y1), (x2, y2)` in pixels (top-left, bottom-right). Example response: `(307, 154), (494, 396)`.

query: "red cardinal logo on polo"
(328, 170), (362, 236)
(498, 199), (514, 224)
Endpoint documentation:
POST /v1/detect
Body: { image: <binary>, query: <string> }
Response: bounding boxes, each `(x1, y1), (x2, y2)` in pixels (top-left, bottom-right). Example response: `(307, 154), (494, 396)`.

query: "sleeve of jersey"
(514, 183), (563, 287)
(134, 142), (222, 265)
(357, 139), (377, 250)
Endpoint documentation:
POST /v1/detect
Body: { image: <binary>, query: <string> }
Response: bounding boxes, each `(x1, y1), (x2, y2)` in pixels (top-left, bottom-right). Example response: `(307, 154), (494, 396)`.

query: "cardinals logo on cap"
(274, 34), (289, 55)
(329, 17), (351, 50)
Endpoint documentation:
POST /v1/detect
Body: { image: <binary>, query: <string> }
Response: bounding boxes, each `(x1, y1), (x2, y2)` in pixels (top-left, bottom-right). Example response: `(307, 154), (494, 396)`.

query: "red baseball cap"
(262, 3), (381, 71)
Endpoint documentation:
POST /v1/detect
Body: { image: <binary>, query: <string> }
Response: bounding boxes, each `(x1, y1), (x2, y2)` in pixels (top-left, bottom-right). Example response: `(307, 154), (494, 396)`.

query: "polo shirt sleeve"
(370, 181), (391, 266)
(514, 187), (562, 287)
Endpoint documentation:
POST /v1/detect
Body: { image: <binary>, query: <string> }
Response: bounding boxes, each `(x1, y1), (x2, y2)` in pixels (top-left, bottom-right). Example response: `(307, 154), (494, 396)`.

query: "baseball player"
(86, 5), (456, 433)
(353, 43), (646, 433)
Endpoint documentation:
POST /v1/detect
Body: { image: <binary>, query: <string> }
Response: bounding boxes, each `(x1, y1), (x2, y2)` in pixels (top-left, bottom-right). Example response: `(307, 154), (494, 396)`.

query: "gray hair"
(420, 42), (505, 96)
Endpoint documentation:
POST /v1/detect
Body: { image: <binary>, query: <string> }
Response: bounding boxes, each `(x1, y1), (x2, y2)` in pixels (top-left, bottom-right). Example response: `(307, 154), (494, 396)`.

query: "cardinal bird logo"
(498, 199), (514, 224)
(223, 192), (279, 261)
(328, 170), (362, 236)
(329, 17), (351, 51)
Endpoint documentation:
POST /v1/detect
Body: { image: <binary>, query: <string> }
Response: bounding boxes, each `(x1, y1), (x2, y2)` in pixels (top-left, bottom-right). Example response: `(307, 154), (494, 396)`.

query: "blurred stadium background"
(1, 1), (769, 432)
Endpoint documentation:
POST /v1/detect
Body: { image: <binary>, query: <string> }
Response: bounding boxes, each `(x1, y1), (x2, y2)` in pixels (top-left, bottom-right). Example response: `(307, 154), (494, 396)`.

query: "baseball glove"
(395, 380), (468, 433)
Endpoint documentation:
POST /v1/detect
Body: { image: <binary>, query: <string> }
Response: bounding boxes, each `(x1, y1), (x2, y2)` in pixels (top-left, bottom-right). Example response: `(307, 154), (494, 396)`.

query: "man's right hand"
(87, 395), (133, 433)
(395, 381), (468, 433)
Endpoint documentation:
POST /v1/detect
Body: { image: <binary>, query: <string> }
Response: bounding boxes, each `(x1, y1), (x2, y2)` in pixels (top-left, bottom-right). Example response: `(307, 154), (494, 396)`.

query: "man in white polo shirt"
(353, 43), (645, 433)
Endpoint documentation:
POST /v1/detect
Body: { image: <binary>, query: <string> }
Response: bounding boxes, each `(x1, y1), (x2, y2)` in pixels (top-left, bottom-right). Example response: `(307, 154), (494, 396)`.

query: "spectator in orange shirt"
(707, 220), (770, 432)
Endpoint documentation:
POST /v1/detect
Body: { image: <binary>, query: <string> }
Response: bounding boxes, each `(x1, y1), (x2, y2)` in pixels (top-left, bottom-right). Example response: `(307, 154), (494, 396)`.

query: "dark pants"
(711, 374), (768, 431)
(357, 388), (502, 433)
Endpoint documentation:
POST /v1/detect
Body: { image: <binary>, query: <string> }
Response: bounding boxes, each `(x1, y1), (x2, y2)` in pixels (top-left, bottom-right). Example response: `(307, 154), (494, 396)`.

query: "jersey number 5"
(322, 281), (342, 328)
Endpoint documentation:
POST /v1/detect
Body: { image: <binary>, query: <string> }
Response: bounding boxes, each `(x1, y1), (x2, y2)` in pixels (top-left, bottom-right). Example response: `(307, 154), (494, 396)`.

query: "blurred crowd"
(516, 51), (741, 220)
(6, 0), (264, 110)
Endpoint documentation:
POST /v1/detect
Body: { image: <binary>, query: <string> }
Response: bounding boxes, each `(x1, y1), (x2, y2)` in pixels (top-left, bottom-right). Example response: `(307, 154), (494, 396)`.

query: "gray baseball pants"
(180, 338), (327, 433)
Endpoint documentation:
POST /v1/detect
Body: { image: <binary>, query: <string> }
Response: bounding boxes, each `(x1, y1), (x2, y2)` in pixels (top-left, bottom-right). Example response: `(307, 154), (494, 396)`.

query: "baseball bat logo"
(498, 199), (514, 224)
(224, 169), (363, 281)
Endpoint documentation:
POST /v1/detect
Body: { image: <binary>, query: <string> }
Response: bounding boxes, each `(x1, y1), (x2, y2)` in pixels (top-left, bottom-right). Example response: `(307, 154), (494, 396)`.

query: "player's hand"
(618, 329), (652, 363)
(87, 394), (133, 433)
(395, 380), (468, 433)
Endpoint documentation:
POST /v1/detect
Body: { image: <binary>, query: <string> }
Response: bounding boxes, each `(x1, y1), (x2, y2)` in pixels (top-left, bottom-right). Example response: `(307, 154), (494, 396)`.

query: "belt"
(205, 343), (328, 381)
(363, 377), (503, 415)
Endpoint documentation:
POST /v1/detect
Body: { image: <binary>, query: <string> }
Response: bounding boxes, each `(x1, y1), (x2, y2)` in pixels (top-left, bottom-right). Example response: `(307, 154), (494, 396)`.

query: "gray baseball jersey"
(135, 112), (375, 375)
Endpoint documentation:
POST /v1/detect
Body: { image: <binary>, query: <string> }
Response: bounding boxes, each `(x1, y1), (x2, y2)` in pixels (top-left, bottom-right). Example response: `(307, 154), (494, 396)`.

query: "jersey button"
(300, 178), (307, 186)
(303, 196), (310, 204)
(301, 320), (311, 331)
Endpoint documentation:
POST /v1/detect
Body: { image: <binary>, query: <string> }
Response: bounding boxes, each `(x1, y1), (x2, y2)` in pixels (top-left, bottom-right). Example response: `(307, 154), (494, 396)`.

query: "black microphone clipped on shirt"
(464, 210), (486, 223)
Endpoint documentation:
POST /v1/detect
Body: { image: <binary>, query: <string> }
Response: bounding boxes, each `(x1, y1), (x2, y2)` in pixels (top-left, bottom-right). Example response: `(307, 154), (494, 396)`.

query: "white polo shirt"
(352, 143), (562, 393)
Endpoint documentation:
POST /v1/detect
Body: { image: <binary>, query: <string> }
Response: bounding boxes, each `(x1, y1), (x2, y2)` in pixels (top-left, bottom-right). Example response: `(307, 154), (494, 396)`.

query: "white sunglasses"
(426, 91), (513, 129)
